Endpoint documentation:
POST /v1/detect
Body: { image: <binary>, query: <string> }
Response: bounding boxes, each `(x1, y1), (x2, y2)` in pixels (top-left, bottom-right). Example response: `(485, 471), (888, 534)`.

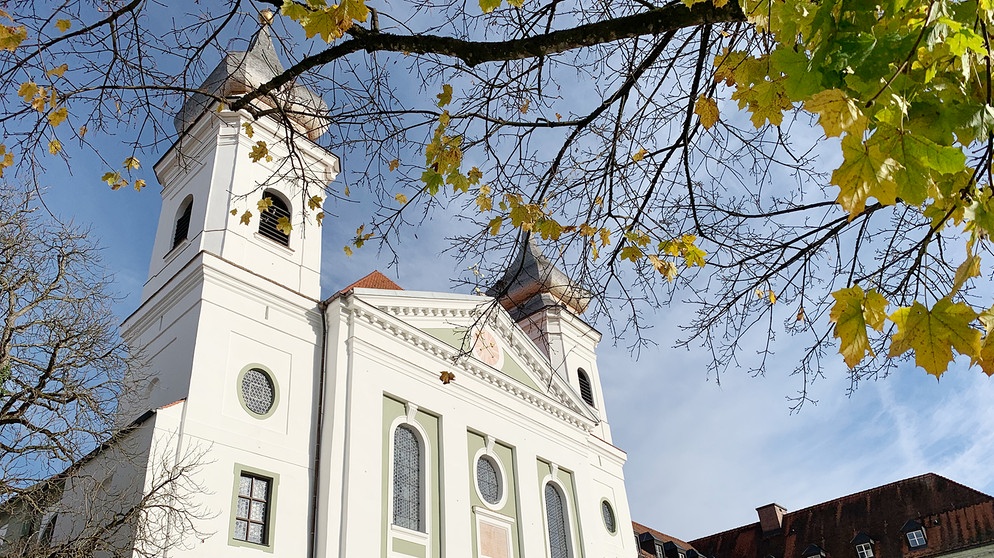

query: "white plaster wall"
(320, 292), (636, 558)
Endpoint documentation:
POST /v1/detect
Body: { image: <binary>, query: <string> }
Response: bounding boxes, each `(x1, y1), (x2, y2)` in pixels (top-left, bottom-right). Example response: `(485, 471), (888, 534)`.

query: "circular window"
(602, 500), (617, 533)
(241, 368), (275, 415)
(476, 455), (502, 505)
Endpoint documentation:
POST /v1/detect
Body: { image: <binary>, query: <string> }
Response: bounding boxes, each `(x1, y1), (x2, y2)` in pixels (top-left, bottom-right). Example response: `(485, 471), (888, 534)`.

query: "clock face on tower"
(472, 327), (504, 369)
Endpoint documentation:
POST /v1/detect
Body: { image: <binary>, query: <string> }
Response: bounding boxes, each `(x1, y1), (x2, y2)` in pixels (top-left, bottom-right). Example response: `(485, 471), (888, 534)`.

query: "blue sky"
(28, 3), (994, 545)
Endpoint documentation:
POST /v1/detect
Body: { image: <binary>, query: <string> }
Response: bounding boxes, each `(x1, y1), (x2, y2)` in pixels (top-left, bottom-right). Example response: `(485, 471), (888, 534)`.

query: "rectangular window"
(907, 530), (927, 548)
(234, 473), (271, 545)
(856, 542), (874, 558)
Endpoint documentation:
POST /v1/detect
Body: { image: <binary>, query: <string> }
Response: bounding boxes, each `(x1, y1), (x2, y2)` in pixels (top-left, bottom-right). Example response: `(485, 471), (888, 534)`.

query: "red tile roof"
(634, 521), (699, 558)
(337, 270), (403, 293)
(688, 473), (994, 558)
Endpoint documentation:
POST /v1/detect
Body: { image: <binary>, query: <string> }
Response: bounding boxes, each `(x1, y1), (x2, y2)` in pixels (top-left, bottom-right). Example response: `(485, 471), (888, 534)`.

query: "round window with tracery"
(241, 368), (275, 416)
(476, 455), (502, 505)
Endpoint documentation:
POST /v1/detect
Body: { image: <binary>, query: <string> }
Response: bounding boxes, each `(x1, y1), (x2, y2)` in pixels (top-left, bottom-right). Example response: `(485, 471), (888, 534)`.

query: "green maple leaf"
(889, 298), (981, 377)
(829, 285), (889, 368)
(831, 134), (899, 216)
(479, 0), (502, 12)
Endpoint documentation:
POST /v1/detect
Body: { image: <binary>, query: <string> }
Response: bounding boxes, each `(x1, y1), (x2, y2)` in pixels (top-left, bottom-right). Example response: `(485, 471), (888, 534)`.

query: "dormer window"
(801, 544), (826, 558)
(577, 368), (594, 406)
(258, 190), (290, 246)
(901, 519), (927, 549)
(850, 532), (874, 558)
(906, 530), (926, 548)
(656, 543), (666, 558)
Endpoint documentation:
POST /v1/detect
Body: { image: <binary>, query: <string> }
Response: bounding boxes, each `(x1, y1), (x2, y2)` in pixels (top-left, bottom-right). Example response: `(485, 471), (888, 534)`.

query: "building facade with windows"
(20, 17), (636, 558)
(652, 473), (994, 558)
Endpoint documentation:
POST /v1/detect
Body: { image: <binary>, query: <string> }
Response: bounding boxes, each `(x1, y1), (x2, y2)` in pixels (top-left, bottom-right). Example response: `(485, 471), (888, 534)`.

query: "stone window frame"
(235, 364), (280, 420)
(227, 464), (279, 553)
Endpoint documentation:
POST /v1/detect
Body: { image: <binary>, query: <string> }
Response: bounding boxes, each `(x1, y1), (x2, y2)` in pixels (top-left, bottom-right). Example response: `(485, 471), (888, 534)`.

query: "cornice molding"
(346, 300), (594, 432)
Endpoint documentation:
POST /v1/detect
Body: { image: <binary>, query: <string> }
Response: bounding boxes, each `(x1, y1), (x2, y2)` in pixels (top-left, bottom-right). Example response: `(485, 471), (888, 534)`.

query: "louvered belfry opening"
(577, 369), (594, 407)
(172, 196), (192, 249)
(258, 190), (291, 246)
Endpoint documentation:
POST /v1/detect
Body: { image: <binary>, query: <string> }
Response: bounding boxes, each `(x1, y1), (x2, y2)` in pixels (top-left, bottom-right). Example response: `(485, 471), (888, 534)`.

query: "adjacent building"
(634, 473), (994, 558)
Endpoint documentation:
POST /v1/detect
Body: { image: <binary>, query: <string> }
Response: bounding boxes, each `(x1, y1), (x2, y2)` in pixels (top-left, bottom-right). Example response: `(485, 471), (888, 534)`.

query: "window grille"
(241, 369), (275, 415)
(173, 197), (192, 249)
(476, 456), (501, 505)
(856, 543), (874, 558)
(393, 425), (423, 531)
(602, 500), (616, 533)
(258, 191), (290, 246)
(907, 530), (927, 548)
(545, 483), (570, 558)
(577, 369), (594, 406)
(234, 474), (270, 545)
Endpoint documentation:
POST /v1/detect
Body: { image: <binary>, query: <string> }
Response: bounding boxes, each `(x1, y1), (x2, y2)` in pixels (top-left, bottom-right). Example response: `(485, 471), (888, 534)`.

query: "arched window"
(545, 483), (570, 558)
(392, 425), (423, 531)
(577, 368), (594, 407)
(258, 190), (290, 246)
(172, 195), (193, 249)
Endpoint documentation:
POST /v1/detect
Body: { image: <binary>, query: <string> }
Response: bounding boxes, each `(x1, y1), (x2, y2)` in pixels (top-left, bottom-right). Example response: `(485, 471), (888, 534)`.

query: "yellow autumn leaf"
(55, 19), (71, 32)
(480, 0), (502, 13)
(316, 211), (325, 226)
(829, 285), (889, 368)
(599, 228), (611, 246)
(242, 122), (254, 138)
(134, 179), (146, 191)
(0, 24), (27, 51)
(520, 99), (530, 114)
(388, 159), (399, 171)
(437, 84), (453, 107)
(48, 106), (68, 127)
(123, 156), (141, 170)
(276, 216), (292, 235)
(46, 64), (68, 78)
(257, 196), (274, 213)
(308, 195), (324, 210)
(101, 171), (121, 186)
(17, 81), (37, 102)
(344, 245), (354, 256)
(648, 254), (679, 281)
(249, 141), (269, 162)
(889, 298), (981, 377)
(439, 370), (456, 384)
(395, 193), (408, 205)
(978, 308), (994, 376)
(767, 290), (777, 304)
(632, 148), (648, 162)
(950, 253), (981, 296)
(47, 139), (61, 154)
(239, 210), (253, 225)
(831, 134), (899, 217)
(694, 95), (720, 129)
(230, 209), (238, 216)
(804, 89), (867, 138)
(488, 216), (502, 235)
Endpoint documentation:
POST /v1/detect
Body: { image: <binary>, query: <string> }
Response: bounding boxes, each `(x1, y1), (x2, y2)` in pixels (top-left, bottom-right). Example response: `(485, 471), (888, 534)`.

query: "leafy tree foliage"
(2, 0), (993, 396)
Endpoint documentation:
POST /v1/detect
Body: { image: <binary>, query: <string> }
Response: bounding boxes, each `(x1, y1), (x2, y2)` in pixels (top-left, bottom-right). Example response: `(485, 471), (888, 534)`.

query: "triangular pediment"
(347, 288), (596, 423)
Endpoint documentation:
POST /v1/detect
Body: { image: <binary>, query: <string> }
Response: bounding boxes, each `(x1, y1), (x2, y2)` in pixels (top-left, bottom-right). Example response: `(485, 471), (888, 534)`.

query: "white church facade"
(16, 17), (637, 558)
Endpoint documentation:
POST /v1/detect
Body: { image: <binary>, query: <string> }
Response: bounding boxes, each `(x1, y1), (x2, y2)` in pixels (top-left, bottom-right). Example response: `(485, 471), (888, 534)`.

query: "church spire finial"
(487, 236), (591, 319)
